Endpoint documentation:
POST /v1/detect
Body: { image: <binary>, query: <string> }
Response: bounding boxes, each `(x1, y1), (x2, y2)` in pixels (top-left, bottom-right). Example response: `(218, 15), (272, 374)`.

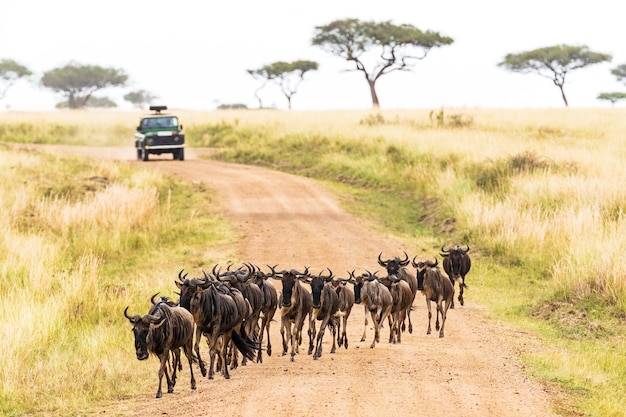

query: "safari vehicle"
(135, 105), (185, 161)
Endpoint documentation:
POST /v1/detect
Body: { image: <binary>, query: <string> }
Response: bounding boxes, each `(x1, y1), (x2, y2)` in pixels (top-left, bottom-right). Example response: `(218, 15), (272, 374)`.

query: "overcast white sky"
(1, 0), (624, 111)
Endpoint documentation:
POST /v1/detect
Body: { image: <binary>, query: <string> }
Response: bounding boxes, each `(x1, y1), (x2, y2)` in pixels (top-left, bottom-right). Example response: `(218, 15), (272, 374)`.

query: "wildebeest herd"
(125, 244), (472, 398)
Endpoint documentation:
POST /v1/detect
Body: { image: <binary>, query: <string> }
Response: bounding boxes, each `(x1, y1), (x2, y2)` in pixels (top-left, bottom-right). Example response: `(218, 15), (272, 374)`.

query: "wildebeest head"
(349, 270), (377, 304)
(124, 306), (166, 361)
(412, 257), (438, 291)
(309, 268), (333, 308)
(175, 269), (212, 311)
(440, 244), (470, 279)
(377, 251), (409, 276)
(277, 267), (308, 308)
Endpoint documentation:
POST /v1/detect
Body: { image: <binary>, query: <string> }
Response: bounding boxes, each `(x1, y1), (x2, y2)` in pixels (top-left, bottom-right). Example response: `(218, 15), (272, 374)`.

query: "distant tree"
(123, 90), (157, 109)
(247, 67), (277, 108)
(0, 59), (32, 100)
(597, 92), (626, 105)
(252, 60), (318, 110)
(610, 64), (626, 84)
(217, 103), (248, 109)
(41, 63), (128, 109)
(56, 95), (117, 109)
(312, 18), (453, 109)
(498, 44), (612, 107)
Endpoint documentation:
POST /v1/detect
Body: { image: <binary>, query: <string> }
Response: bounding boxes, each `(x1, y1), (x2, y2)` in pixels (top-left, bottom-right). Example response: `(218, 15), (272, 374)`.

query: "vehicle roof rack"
(149, 105), (167, 114)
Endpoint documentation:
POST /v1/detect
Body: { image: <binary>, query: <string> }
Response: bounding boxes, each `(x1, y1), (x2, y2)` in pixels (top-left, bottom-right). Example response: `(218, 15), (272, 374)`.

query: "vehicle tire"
(179, 148), (184, 161)
(136, 148), (142, 160)
(142, 148), (149, 161)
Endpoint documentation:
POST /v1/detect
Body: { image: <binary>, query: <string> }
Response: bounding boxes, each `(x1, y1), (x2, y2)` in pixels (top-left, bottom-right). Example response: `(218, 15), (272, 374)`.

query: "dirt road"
(39, 147), (561, 417)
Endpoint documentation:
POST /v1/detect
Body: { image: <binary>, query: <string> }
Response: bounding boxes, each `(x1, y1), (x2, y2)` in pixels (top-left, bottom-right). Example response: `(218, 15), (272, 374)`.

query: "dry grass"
(2, 107), (626, 416)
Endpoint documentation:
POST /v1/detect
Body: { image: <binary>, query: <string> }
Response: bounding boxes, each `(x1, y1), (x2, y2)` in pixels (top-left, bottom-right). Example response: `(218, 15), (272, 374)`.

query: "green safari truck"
(134, 105), (185, 161)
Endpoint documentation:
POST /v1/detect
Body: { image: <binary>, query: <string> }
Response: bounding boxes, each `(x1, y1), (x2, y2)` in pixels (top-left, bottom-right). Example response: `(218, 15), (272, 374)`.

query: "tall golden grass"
(0, 143), (232, 415)
(2, 107), (626, 415)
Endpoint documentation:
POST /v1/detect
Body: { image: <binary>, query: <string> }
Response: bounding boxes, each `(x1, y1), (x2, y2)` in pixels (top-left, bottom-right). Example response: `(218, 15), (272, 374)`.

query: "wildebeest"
(440, 244), (471, 306)
(350, 270), (393, 348)
(386, 276), (413, 344)
(124, 294), (196, 398)
(377, 252), (418, 333)
(306, 268), (340, 359)
(412, 257), (454, 338)
(176, 270), (257, 380)
(272, 266), (313, 362)
(251, 264), (279, 363)
(188, 277), (258, 380)
(331, 274), (355, 350)
(215, 263), (264, 367)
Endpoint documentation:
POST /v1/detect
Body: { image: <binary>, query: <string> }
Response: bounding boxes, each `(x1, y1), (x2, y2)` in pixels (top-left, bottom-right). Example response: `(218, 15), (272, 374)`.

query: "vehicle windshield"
(141, 116), (178, 129)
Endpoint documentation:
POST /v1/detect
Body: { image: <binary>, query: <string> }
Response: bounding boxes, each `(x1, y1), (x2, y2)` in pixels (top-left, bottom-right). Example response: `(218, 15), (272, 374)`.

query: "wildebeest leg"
(265, 309), (274, 357)
(293, 313), (308, 360)
(435, 297), (442, 332)
(290, 321), (299, 362)
(257, 318), (266, 363)
(450, 278), (456, 309)
(458, 277), (465, 306)
(370, 310), (379, 348)
(280, 316), (289, 356)
(426, 299), (433, 335)
(169, 348), (180, 390)
(314, 316), (331, 359)
(378, 304), (392, 344)
(438, 301), (447, 338)
(221, 332), (233, 379)
(360, 305), (368, 342)
(308, 311), (317, 355)
(403, 305), (413, 334)
(193, 331), (207, 377)
(207, 337), (217, 380)
(330, 317), (338, 354)
(342, 315), (349, 349)
(155, 351), (171, 398)
(230, 338), (239, 370)
(182, 343), (197, 391)
(336, 315), (342, 348)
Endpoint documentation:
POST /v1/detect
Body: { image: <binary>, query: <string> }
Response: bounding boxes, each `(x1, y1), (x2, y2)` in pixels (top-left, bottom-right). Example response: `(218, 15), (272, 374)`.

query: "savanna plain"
(1, 108), (626, 417)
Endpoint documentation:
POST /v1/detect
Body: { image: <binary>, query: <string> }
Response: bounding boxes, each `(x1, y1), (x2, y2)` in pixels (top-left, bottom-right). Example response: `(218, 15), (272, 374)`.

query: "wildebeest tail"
(231, 329), (258, 362)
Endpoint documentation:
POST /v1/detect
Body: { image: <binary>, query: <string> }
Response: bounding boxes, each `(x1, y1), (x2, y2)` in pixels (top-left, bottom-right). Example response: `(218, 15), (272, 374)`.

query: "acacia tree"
(597, 92), (626, 105)
(0, 59), (32, 100)
(124, 90), (158, 109)
(498, 44), (612, 107)
(41, 63), (128, 109)
(596, 64), (626, 106)
(263, 60), (318, 110)
(246, 67), (276, 108)
(312, 18), (453, 109)
(611, 64), (626, 83)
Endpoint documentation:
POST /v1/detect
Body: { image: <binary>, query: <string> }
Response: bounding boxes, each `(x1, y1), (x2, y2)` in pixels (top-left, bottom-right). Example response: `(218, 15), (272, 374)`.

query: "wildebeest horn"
(146, 310), (165, 325)
(321, 267), (333, 282)
(377, 252), (387, 267)
(267, 264), (278, 278)
(441, 244), (450, 254)
(212, 264), (221, 280)
(124, 306), (140, 324)
(400, 251), (409, 266)
(463, 244), (470, 253)
(150, 292), (161, 305)
(411, 255), (419, 268)
(425, 257), (438, 268)
(177, 269), (188, 282)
